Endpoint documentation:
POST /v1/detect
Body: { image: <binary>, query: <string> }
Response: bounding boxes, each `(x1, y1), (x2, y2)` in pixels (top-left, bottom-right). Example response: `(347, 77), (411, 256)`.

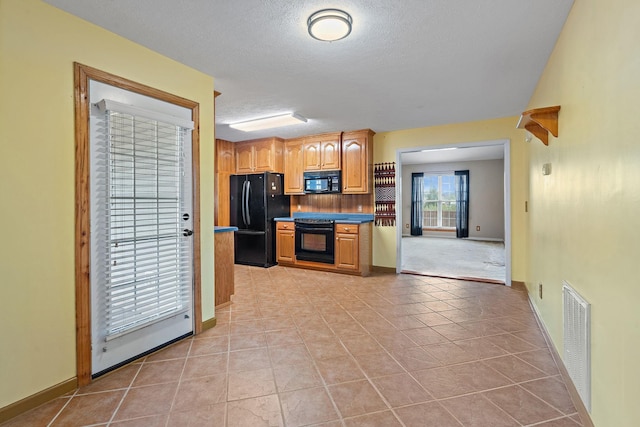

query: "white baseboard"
(467, 237), (504, 242)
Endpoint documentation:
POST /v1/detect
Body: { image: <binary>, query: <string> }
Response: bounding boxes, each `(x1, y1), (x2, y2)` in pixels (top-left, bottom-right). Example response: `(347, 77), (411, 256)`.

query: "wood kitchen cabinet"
(335, 224), (359, 271)
(303, 132), (341, 171)
(341, 129), (375, 194)
(275, 220), (371, 276)
(215, 139), (234, 226)
(235, 137), (284, 174)
(214, 228), (235, 307)
(276, 222), (295, 263)
(284, 138), (305, 194)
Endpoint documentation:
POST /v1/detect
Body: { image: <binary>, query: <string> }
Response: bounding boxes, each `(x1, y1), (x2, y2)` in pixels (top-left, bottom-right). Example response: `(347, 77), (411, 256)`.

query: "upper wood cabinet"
(303, 133), (341, 171)
(215, 139), (235, 174)
(284, 138), (305, 194)
(234, 137), (284, 174)
(341, 129), (374, 194)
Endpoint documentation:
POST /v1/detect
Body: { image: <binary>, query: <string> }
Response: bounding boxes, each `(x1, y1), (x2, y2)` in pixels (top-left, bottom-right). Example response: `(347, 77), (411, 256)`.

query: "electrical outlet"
(357, 205), (362, 212)
(476, 226), (480, 231)
(405, 223), (409, 228)
(539, 283), (543, 299)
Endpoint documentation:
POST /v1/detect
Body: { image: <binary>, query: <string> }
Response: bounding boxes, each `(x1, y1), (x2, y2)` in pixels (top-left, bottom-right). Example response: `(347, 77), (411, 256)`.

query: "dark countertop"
(274, 212), (374, 224)
(214, 226), (239, 233)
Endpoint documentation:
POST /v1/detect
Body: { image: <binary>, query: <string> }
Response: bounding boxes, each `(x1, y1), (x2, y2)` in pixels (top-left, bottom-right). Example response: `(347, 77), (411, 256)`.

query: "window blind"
(93, 100), (193, 340)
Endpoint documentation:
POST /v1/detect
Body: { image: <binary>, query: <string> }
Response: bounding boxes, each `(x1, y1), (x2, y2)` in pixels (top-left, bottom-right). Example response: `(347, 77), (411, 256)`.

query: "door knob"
(183, 229), (194, 236)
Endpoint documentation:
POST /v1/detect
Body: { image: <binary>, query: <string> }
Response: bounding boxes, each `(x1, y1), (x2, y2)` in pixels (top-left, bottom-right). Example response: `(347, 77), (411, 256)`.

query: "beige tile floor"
(3, 266), (585, 427)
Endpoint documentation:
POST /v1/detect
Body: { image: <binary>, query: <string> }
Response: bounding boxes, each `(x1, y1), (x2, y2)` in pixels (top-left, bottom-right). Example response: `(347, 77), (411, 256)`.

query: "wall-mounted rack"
(517, 105), (561, 145)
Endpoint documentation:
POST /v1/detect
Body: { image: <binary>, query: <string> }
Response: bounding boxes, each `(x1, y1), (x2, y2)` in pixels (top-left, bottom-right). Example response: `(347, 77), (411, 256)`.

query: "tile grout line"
(45, 394), (76, 427)
(104, 361), (143, 426)
(252, 272), (289, 427)
(163, 338), (194, 427)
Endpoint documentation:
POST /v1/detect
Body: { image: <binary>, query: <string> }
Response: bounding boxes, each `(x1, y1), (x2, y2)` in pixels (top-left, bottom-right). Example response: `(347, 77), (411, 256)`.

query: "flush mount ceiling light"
(228, 113), (307, 132)
(307, 9), (352, 41)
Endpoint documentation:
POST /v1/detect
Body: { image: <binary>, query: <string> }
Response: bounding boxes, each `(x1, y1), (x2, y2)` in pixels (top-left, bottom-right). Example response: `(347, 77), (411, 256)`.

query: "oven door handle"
(295, 226), (334, 232)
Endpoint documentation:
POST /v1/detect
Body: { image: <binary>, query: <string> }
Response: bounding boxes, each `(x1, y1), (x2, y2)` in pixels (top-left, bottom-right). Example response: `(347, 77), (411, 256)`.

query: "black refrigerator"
(230, 172), (290, 267)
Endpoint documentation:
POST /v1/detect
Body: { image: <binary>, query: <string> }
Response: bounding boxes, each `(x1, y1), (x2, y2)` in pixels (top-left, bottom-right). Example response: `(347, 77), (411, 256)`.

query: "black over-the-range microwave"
(303, 170), (341, 194)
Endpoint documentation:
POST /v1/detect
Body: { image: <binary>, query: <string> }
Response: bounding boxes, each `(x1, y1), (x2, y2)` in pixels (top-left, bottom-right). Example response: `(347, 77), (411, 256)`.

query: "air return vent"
(562, 281), (591, 411)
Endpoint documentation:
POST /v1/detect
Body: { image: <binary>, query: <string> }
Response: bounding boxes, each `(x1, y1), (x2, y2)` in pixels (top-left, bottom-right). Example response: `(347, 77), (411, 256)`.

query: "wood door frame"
(74, 62), (202, 386)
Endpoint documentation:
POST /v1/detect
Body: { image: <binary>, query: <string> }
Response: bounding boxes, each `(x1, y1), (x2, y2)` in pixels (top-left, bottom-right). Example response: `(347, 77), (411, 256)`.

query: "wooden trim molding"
(73, 62), (92, 387)
(528, 296), (595, 427)
(371, 265), (396, 274)
(73, 62), (202, 385)
(201, 317), (217, 331)
(0, 378), (77, 424)
(511, 280), (526, 290)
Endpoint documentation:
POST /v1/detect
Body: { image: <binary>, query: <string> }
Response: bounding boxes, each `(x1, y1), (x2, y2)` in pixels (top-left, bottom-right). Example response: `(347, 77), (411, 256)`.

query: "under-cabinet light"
(228, 113), (307, 132)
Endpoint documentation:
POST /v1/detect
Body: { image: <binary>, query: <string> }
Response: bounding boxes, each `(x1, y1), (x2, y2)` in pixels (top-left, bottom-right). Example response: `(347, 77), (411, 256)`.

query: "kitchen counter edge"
(214, 226), (239, 233)
(273, 216), (374, 224)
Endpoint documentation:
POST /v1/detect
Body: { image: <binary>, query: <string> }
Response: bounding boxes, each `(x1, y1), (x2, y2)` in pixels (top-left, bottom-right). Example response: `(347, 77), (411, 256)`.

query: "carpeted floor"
(401, 236), (506, 283)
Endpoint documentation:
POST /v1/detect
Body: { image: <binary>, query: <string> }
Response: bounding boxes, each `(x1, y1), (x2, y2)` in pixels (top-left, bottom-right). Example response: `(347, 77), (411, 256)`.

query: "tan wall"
(372, 117), (529, 282)
(526, 0), (640, 425)
(0, 0), (215, 408)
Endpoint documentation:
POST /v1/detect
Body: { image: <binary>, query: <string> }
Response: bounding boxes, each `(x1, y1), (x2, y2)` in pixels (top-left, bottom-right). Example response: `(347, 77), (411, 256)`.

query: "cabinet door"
(254, 140), (274, 172)
(335, 232), (359, 271)
(284, 139), (305, 194)
(235, 143), (254, 173)
(214, 231), (235, 306)
(215, 139), (235, 174)
(303, 140), (321, 171)
(320, 139), (341, 170)
(215, 172), (231, 226)
(342, 133), (368, 193)
(276, 226), (295, 263)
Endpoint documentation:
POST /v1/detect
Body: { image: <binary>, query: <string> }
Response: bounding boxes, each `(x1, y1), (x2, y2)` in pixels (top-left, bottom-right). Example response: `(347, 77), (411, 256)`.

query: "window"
(423, 174), (456, 228)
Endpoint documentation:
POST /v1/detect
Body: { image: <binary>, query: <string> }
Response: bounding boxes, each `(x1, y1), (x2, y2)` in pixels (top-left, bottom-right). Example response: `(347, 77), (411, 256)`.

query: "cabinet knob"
(283, 225), (288, 229)
(344, 227), (350, 231)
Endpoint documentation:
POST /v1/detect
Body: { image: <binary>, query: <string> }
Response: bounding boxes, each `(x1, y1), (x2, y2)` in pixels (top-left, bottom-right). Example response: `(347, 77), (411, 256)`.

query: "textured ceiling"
(45, 0), (573, 142)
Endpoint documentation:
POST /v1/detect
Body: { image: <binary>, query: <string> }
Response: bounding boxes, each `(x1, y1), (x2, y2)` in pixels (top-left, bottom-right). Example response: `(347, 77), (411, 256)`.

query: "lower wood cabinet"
(275, 221), (371, 276)
(276, 222), (295, 263)
(335, 224), (359, 271)
(214, 230), (235, 307)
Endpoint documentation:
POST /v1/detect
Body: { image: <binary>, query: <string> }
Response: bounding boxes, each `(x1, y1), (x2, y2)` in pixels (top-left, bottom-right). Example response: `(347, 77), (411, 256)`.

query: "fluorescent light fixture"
(420, 147), (458, 153)
(229, 113), (307, 132)
(308, 9), (353, 41)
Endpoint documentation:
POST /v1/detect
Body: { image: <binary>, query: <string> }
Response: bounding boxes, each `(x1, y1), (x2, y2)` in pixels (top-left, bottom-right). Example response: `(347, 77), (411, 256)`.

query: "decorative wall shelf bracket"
(517, 105), (561, 146)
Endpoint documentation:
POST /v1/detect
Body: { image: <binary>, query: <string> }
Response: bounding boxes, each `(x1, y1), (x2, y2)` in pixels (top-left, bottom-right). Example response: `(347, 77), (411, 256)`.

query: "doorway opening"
(396, 139), (511, 285)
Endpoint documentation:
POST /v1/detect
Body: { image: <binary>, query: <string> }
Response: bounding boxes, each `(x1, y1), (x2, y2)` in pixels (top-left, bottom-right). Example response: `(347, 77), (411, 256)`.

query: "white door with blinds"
(89, 81), (194, 375)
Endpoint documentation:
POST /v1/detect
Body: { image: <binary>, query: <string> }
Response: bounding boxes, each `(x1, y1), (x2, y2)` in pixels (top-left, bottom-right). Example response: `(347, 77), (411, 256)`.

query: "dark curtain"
(455, 170), (469, 238)
(410, 173), (424, 236)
